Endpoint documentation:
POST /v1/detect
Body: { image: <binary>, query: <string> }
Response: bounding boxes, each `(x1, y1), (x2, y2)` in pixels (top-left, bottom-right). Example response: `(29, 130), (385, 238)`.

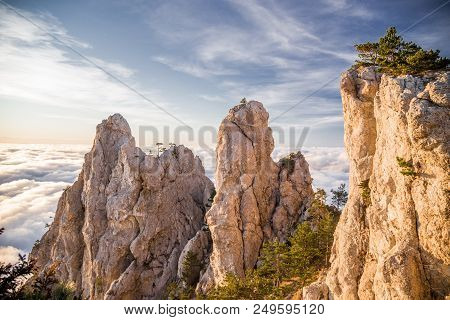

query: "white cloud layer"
(0, 246), (23, 265)
(0, 144), (89, 263)
(0, 143), (348, 263)
(272, 146), (349, 192)
(302, 147), (349, 191)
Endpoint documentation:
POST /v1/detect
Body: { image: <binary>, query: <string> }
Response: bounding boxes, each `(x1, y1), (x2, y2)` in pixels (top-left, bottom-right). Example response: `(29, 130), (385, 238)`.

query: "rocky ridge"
(31, 102), (314, 299)
(28, 71), (449, 300)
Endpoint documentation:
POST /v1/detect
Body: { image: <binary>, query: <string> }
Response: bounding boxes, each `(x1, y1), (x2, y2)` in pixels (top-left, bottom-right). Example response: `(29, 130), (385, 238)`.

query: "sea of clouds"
(0, 143), (348, 264)
(0, 144), (89, 264)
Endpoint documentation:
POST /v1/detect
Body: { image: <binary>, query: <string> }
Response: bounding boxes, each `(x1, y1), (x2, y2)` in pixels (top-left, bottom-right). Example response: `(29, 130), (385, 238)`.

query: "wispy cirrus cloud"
(322, 0), (375, 19)
(0, 6), (179, 126)
(149, 0), (357, 78)
(149, 0), (359, 69)
(144, 0), (362, 130)
(152, 56), (237, 78)
(198, 94), (228, 103)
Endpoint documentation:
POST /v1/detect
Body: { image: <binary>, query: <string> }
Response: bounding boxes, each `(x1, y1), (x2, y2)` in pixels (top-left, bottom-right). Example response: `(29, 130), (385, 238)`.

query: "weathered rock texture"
(303, 272), (329, 300)
(31, 114), (214, 299)
(326, 68), (450, 299)
(197, 101), (314, 291)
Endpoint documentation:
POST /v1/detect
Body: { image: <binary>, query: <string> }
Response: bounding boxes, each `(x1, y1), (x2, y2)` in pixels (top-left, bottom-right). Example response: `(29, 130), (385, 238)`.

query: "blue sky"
(0, 0), (449, 147)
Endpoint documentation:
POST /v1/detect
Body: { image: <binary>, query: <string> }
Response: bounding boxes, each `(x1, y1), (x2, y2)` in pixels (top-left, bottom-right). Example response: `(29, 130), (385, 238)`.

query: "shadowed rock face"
(325, 68), (450, 300)
(31, 114), (214, 299)
(196, 101), (314, 292)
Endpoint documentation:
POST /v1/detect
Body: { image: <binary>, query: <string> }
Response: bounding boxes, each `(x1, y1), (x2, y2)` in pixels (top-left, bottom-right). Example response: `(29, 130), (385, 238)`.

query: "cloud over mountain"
(0, 144), (88, 262)
(0, 143), (348, 263)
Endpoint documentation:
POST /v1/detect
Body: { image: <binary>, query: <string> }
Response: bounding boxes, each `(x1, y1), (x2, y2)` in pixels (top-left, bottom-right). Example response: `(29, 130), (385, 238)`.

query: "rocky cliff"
(31, 103), (313, 299)
(30, 114), (214, 299)
(196, 101), (314, 291)
(30, 76), (448, 300)
(324, 68), (449, 299)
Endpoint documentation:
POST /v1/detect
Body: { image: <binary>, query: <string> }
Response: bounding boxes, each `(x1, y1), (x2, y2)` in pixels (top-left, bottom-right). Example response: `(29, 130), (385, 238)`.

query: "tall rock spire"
(31, 114), (214, 299)
(197, 100), (313, 291)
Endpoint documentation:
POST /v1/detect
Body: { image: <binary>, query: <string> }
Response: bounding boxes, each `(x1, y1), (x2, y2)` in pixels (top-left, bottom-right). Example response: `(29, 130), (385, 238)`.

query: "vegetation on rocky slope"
(205, 189), (340, 300)
(354, 27), (449, 75)
(168, 188), (343, 300)
(0, 228), (76, 300)
(0, 228), (34, 299)
(396, 157), (417, 177)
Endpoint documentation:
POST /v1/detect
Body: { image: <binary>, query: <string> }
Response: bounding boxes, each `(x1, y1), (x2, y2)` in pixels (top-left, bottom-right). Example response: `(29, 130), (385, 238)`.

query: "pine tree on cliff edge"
(354, 27), (449, 75)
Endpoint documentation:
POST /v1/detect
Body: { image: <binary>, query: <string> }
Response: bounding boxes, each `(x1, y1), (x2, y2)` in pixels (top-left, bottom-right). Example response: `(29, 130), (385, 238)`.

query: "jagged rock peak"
(100, 113), (132, 133)
(196, 100), (313, 292)
(309, 68), (449, 300)
(31, 114), (214, 299)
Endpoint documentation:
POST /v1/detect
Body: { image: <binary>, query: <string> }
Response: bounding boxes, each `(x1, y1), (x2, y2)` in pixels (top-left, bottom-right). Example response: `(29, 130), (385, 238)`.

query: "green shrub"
(358, 179), (371, 207)
(21, 265), (78, 300)
(279, 153), (297, 175)
(396, 157), (417, 177)
(166, 281), (195, 300)
(50, 282), (76, 300)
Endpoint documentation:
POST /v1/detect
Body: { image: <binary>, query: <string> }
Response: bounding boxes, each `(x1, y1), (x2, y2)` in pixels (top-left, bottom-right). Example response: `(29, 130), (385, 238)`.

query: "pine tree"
(205, 189), (339, 300)
(0, 227), (35, 299)
(330, 183), (348, 210)
(288, 223), (320, 286)
(181, 251), (201, 286)
(307, 188), (329, 225)
(317, 212), (336, 268)
(0, 254), (34, 299)
(354, 27), (449, 75)
(256, 241), (290, 287)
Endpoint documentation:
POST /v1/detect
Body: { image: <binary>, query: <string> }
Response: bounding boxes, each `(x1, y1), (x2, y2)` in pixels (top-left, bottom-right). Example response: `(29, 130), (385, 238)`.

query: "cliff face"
(326, 68), (449, 299)
(197, 101), (314, 291)
(31, 114), (214, 299)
